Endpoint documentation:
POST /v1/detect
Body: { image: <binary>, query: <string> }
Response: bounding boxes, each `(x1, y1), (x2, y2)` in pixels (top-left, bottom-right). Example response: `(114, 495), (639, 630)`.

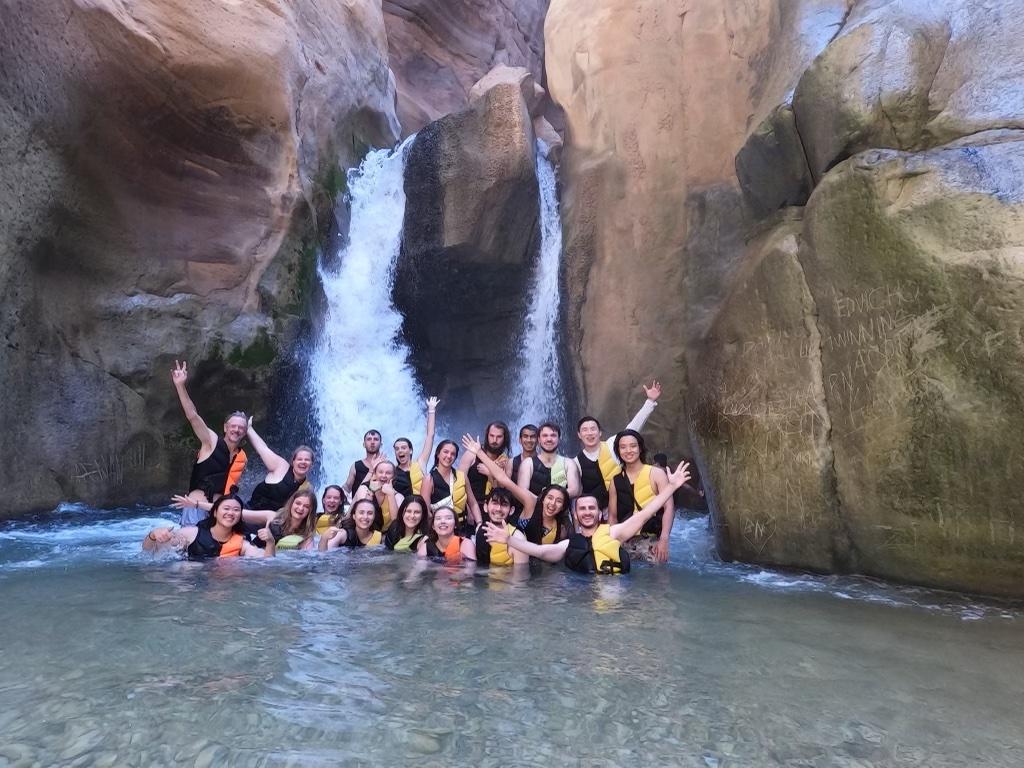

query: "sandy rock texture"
(683, 0), (1024, 595)
(395, 82), (539, 423)
(384, 0), (549, 135)
(0, 0), (398, 515)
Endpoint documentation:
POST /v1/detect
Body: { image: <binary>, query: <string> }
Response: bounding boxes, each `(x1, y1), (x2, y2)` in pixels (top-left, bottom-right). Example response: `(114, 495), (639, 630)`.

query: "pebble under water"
(1, 507), (1022, 767)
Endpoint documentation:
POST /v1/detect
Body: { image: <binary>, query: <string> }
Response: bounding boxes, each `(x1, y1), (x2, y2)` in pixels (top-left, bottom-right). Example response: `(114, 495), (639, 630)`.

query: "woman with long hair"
(319, 498), (384, 550)
(142, 493), (270, 559)
(316, 485), (346, 535)
(416, 505), (475, 564)
(607, 429), (674, 563)
(384, 495), (431, 552)
(418, 440), (476, 535)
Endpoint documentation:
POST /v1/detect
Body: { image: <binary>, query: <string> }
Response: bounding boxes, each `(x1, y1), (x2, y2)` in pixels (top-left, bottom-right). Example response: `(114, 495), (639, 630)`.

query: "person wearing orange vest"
(416, 505), (476, 563)
(170, 360), (247, 526)
(143, 493), (270, 560)
(574, 380), (661, 509)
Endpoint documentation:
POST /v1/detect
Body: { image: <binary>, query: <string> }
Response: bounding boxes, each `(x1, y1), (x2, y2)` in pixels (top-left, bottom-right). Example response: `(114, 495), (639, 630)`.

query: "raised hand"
(381, 482), (395, 495)
(643, 379), (662, 401)
(667, 461), (692, 489)
(257, 524), (274, 543)
(172, 360), (188, 386)
(461, 434), (482, 455)
(483, 522), (509, 544)
(170, 494), (193, 510)
(426, 396), (440, 412)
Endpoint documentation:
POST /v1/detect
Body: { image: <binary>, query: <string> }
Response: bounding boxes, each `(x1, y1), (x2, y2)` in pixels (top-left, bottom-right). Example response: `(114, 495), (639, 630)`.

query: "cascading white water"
(510, 140), (565, 429)
(308, 138), (424, 481)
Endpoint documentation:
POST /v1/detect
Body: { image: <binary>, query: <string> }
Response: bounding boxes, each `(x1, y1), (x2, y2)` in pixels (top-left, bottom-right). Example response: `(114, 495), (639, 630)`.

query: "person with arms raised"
(170, 360), (247, 525)
(574, 380), (662, 509)
(484, 461), (691, 574)
(392, 397), (440, 497)
(458, 421), (512, 524)
(420, 440), (477, 535)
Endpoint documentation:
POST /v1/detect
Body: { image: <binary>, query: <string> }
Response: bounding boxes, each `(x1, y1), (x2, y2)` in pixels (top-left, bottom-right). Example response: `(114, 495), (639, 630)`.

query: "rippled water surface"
(1, 507), (1022, 767)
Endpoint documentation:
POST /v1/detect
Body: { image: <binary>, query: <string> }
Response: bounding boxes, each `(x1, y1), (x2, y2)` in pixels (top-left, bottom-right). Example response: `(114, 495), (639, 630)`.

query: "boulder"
(793, 0), (1024, 179)
(0, 0), (398, 515)
(469, 65), (546, 117)
(797, 133), (1024, 595)
(394, 82), (540, 421)
(383, 0), (549, 135)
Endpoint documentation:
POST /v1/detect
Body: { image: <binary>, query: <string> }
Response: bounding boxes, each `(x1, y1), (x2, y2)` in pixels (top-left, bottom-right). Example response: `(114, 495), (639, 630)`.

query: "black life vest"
(248, 467), (303, 512)
(352, 459), (371, 492)
(474, 523), (517, 566)
(188, 437), (245, 499)
(577, 453), (610, 508)
(564, 525), (630, 575)
(186, 526), (243, 560)
(613, 466), (662, 536)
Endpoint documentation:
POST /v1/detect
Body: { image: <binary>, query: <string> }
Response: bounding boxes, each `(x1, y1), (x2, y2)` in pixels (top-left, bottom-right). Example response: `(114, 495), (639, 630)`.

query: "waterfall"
(510, 140), (566, 429)
(308, 138), (424, 481)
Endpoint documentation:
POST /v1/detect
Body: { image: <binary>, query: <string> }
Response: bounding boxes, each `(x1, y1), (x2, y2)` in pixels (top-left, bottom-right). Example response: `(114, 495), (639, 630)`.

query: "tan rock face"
(0, 0), (398, 514)
(395, 83), (539, 422)
(384, 0), (549, 135)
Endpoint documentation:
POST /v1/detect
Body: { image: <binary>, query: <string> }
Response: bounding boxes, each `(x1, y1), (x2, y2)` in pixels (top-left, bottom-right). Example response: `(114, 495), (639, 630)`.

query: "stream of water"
(0, 507), (1021, 767)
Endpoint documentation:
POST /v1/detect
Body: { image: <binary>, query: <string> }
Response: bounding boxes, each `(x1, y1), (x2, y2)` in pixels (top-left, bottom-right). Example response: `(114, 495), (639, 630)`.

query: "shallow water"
(1, 508), (1022, 767)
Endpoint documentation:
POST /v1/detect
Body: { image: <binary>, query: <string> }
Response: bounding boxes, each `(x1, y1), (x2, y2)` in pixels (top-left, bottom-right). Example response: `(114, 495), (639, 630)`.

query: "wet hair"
(612, 429), (649, 465)
(393, 437), (413, 451)
(387, 494), (431, 541)
(483, 421), (511, 454)
(224, 410), (248, 424)
(273, 490), (319, 540)
(576, 416), (601, 432)
(652, 453), (669, 469)
(291, 445), (316, 463)
(427, 505), (458, 543)
(431, 440), (460, 470)
(484, 487), (515, 506)
(538, 422), (562, 437)
(537, 485), (572, 541)
(321, 485), (347, 525)
(519, 424), (539, 438)
(345, 498), (383, 533)
(201, 492), (247, 533)
(364, 429), (381, 440)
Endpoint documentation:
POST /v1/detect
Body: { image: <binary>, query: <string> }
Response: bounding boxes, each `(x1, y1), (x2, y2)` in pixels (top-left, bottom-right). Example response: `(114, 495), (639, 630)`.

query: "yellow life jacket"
(315, 514), (336, 535)
(379, 495), (392, 529)
(452, 470), (467, 514)
(362, 530), (382, 547)
(632, 464), (656, 508)
(597, 442), (621, 488)
(486, 523), (517, 566)
(276, 534), (304, 550)
(565, 524), (630, 574)
(541, 524), (557, 545)
(409, 462), (424, 495)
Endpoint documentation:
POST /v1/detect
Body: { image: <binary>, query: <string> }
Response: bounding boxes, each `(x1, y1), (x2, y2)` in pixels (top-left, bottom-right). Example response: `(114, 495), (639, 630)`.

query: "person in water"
(143, 493), (270, 560)
(316, 485), (346, 535)
(574, 380), (661, 509)
(343, 429), (384, 501)
(462, 434), (571, 546)
(352, 459), (404, 529)
(171, 360), (247, 525)
(319, 498), (385, 550)
(242, 489), (319, 551)
(419, 440), (477, 535)
(392, 397), (440, 497)
(509, 423), (539, 485)
(459, 420), (512, 524)
(516, 422), (581, 499)
(383, 495), (431, 552)
(607, 429), (675, 564)
(484, 461), (691, 574)
(244, 420), (315, 514)
(416, 505), (476, 563)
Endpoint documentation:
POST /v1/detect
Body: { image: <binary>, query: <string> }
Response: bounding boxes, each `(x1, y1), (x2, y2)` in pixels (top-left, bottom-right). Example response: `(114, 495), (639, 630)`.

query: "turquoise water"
(0, 506), (1022, 767)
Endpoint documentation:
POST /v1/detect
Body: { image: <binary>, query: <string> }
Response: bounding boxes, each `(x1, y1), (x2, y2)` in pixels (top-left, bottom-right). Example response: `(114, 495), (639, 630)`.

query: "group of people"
(143, 361), (697, 575)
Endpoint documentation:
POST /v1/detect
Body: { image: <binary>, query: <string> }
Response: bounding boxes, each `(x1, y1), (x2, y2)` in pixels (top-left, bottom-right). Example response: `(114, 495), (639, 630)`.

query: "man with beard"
(458, 421), (511, 525)
(574, 380), (662, 509)
(515, 422), (581, 499)
(343, 429), (383, 501)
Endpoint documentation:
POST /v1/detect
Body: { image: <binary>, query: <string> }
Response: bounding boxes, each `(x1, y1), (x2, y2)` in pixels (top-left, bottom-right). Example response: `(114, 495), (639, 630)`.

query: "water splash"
(308, 138), (425, 482)
(510, 140), (566, 428)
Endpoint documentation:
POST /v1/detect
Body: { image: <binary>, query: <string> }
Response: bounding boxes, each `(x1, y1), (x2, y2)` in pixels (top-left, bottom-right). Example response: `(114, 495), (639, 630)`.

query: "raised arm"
(565, 459), (581, 498)
(245, 420), (289, 479)
(461, 435), (536, 515)
(416, 397), (440, 468)
(171, 361), (216, 454)
(484, 522), (569, 563)
(610, 461), (690, 543)
(621, 380), (661, 433)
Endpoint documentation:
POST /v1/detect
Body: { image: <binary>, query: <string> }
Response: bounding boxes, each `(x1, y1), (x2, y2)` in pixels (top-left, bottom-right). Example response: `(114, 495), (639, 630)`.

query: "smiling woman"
(142, 493), (270, 559)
